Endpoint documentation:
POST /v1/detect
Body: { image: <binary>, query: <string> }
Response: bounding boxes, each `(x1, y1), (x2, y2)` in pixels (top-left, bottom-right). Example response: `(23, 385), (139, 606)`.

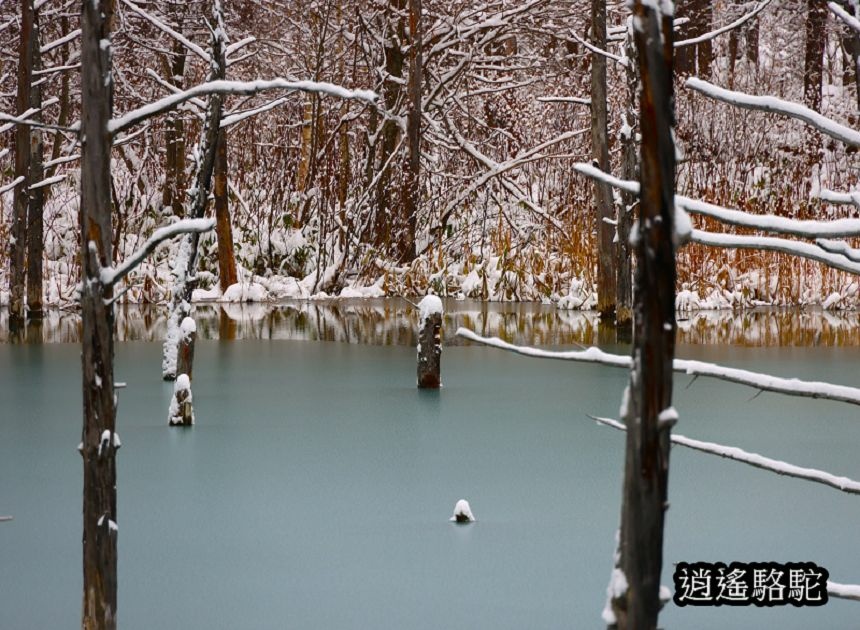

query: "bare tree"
(591, 0), (616, 320)
(611, 1), (677, 626)
(9, 0), (35, 326)
(79, 0), (119, 625)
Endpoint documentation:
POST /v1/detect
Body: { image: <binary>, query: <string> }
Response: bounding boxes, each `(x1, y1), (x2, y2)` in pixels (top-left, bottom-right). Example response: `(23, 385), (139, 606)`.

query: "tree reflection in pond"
(1, 299), (859, 347)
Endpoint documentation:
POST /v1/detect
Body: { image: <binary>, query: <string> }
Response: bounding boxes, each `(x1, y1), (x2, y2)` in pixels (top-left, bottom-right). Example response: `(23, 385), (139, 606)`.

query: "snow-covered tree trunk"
(417, 295), (443, 388)
(610, 2), (677, 628)
(591, 0), (616, 320)
(168, 374), (194, 426)
(26, 4), (44, 319)
(80, 0), (119, 627)
(162, 0), (226, 380)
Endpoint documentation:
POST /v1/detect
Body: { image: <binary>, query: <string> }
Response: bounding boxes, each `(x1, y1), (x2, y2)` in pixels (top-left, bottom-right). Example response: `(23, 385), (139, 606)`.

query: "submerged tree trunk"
(609, 2), (677, 628)
(10, 0), (34, 325)
(214, 127), (238, 292)
(27, 5), (44, 319)
(80, 0), (119, 627)
(591, 0), (616, 320)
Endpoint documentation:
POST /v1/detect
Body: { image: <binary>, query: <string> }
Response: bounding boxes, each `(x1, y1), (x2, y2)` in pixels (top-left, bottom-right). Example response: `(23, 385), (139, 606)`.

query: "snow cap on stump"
(450, 499), (475, 523)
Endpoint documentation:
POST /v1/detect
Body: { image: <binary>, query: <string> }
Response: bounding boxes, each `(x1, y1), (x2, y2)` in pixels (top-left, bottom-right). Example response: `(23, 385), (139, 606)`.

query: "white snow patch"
(601, 568), (629, 625)
(450, 499), (475, 523)
(179, 316), (196, 337)
(418, 294), (444, 322)
(223, 281), (268, 303)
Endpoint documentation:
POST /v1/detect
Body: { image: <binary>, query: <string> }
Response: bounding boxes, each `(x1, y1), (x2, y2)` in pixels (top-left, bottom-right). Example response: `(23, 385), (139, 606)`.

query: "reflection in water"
(0, 299), (858, 346)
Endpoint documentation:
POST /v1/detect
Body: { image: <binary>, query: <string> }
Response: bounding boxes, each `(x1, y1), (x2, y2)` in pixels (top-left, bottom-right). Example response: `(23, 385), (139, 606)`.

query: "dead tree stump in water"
(168, 374), (194, 426)
(176, 317), (196, 380)
(417, 295), (443, 388)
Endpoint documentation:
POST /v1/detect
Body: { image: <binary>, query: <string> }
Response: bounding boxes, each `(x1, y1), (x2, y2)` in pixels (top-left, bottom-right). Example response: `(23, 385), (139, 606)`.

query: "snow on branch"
(40, 28), (81, 54)
(829, 2), (860, 35)
(575, 163), (860, 238)
(536, 96), (591, 106)
(816, 188), (860, 210)
(0, 97), (61, 133)
(109, 79), (377, 136)
(29, 174), (66, 190)
(221, 95), (291, 128)
(455, 328), (860, 407)
(691, 229), (860, 275)
(100, 218), (216, 288)
(0, 177), (25, 195)
(225, 36), (256, 58)
(120, 0), (210, 63)
(817, 238), (860, 262)
(566, 30), (627, 66)
(591, 416), (860, 496)
(686, 78), (860, 148)
(828, 581), (860, 602)
(675, 0), (772, 48)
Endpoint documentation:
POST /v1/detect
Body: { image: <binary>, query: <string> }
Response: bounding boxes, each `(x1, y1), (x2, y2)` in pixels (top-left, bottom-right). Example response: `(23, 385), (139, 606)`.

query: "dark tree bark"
(374, 0), (406, 253)
(417, 299), (442, 388)
(214, 127), (238, 292)
(610, 2), (677, 628)
(401, 0), (422, 263)
(162, 38), (187, 217)
(47, 15), (71, 181)
(617, 19), (637, 329)
(10, 0), (34, 325)
(675, 0), (712, 77)
(27, 5), (44, 318)
(804, 0), (828, 112)
(591, 0), (617, 320)
(80, 0), (119, 627)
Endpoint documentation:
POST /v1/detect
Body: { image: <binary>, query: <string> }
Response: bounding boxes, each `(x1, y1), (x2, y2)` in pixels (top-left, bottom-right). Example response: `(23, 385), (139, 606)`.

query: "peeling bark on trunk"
(610, 2), (676, 628)
(27, 6), (44, 319)
(80, 0), (118, 628)
(591, 0), (616, 320)
(214, 127), (238, 292)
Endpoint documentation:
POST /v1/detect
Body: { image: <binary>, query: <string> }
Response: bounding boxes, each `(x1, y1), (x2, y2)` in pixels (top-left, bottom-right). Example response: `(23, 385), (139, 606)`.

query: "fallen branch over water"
(591, 415), (860, 496)
(456, 328), (860, 407)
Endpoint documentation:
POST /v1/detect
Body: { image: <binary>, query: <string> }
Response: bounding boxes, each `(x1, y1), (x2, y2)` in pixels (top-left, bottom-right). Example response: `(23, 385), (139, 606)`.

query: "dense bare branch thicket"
(1, 0), (858, 309)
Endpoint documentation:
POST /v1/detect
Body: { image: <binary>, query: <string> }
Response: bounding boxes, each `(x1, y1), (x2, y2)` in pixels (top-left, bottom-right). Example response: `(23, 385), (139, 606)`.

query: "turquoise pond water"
(1, 303), (859, 628)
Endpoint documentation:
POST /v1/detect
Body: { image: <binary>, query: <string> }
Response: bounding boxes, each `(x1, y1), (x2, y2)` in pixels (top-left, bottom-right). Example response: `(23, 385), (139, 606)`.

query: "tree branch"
(456, 328), (860, 407)
(100, 218), (216, 288)
(591, 416), (860, 496)
(686, 78), (860, 148)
